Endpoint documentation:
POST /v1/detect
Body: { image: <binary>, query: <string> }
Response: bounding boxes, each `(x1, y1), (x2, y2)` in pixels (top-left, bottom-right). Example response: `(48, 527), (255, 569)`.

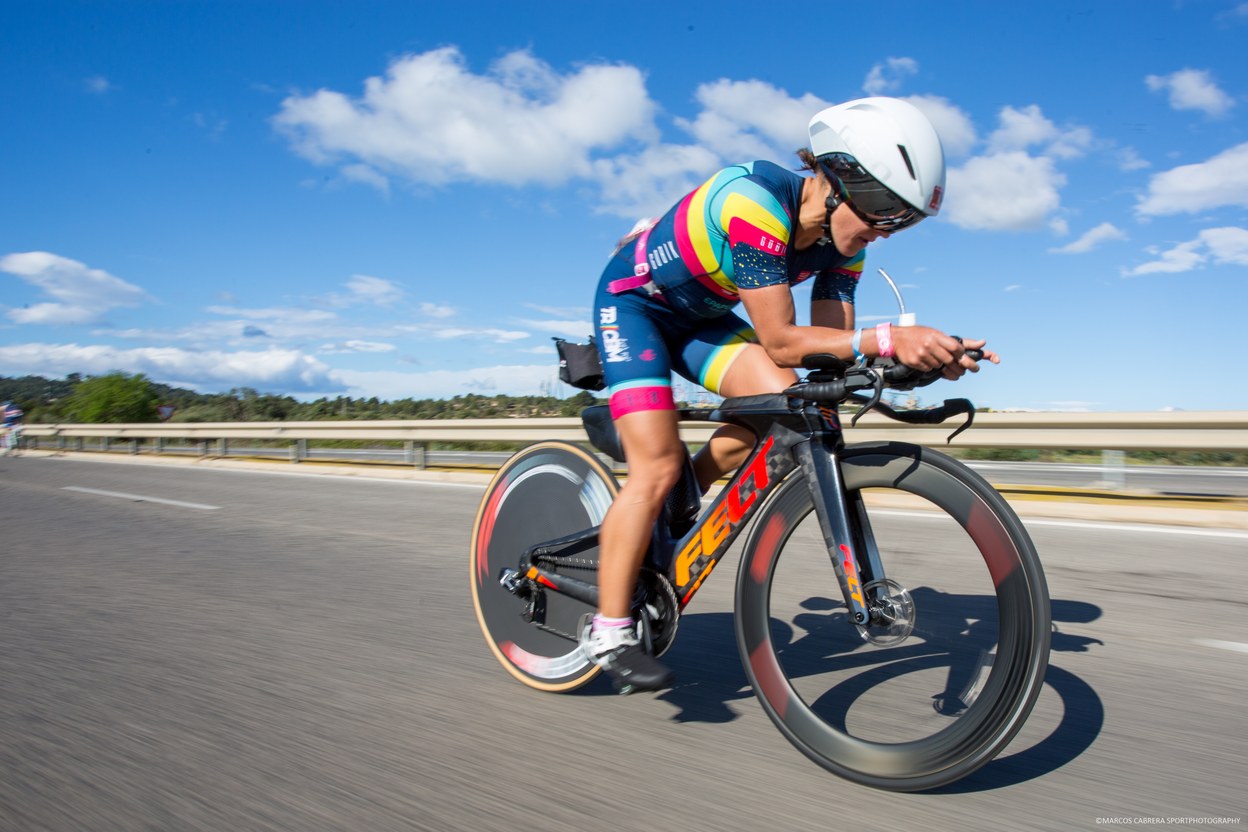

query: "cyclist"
(1, 400), (23, 456)
(584, 96), (999, 692)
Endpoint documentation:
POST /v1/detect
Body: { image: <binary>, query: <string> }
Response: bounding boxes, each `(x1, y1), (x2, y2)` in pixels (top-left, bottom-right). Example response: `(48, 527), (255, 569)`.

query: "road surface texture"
(1, 454), (1244, 831)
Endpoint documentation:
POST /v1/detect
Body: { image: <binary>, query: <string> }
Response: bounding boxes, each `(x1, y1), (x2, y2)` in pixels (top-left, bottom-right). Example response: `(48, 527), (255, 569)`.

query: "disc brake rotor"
(858, 578), (915, 646)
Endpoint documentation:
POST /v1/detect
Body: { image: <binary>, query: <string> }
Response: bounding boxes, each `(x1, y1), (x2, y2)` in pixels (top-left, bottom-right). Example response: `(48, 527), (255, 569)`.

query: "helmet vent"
(897, 144), (917, 180)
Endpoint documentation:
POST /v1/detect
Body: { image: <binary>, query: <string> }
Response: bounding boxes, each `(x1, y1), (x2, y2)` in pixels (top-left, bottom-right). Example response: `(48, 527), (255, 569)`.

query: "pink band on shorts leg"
(609, 385), (675, 419)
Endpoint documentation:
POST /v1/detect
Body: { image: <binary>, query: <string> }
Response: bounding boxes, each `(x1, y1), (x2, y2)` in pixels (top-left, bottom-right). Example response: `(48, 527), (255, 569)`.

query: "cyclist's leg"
(590, 277), (686, 690)
(597, 408), (684, 619)
(672, 316), (797, 489)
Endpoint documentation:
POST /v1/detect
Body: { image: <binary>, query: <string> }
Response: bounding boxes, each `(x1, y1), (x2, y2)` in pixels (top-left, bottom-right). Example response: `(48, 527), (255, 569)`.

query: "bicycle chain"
(524, 557), (589, 643)
(532, 620), (579, 643)
(532, 554), (598, 570)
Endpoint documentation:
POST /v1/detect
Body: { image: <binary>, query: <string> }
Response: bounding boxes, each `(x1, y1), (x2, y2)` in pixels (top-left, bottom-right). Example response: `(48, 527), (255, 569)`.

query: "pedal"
(498, 569), (526, 594)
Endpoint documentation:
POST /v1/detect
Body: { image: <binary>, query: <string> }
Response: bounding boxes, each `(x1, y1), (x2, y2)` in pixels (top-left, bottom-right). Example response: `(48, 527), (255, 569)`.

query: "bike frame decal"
(674, 436), (776, 600)
(525, 566), (559, 591)
(818, 406), (841, 431)
(839, 543), (864, 607)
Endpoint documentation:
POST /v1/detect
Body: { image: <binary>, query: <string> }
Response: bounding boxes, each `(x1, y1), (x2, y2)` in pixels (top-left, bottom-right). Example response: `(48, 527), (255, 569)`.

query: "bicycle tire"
(470, 441), (618, 692)
(735, 441), (1050, 791)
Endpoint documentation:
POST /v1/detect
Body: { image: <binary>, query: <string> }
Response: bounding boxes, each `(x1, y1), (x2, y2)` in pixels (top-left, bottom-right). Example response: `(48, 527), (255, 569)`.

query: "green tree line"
(0, 372), (600, 424)
(3, 371), (1243, 465)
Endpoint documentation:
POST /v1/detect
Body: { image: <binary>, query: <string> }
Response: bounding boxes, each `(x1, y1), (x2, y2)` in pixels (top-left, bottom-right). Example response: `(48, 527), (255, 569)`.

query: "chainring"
(634, 568), (680, 657)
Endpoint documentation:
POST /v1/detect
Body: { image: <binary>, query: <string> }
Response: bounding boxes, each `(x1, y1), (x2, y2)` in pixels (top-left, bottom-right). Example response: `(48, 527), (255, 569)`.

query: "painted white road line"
(868, 508), (1248, 541)
(62, 486), (220, 511)
(1193, 639), (1248, 655)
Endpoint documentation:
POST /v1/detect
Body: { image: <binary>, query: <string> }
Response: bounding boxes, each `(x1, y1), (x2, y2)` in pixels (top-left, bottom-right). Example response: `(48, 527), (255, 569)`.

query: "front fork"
(794, 440), (886, 627)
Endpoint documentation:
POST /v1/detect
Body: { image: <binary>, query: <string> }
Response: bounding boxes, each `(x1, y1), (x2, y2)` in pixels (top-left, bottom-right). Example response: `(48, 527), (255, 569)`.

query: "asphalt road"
(1, 455), (1245, 832)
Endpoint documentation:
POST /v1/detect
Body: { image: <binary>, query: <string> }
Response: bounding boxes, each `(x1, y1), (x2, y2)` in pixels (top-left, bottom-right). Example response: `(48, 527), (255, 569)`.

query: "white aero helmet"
(808, 97), (946, 230)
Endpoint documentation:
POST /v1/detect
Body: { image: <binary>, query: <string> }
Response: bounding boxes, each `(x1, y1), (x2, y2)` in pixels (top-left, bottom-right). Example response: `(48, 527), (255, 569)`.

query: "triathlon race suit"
(594, 160), (865, 418)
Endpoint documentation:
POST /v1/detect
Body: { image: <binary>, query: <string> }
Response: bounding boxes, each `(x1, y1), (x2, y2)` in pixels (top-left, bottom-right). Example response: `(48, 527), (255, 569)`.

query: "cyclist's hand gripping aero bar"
(785, 344), (984, 443)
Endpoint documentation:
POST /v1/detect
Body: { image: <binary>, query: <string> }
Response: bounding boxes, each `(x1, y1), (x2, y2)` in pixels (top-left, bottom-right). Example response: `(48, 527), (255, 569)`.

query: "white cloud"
(1145, 69), (1235, 117)
(863, 57), (919, 96)
(523, 302), (589, 319)
(0, 252), (150, 325)
(944, 152), (1065, 231)
(1118, 147), (1151, 171)
(273, 46), (657, 189)
(419, 302), (456, 319)
(346, 274), (403, 305)
(677, 79), (827, 163)
(272, 49), (838, 218)
(1124, 227), (1248, 275)
(332, 364), (560, 400)
(1136, 143), (1248, 216)
(319, 340), (397, 354)
(928, 105), (1093, 231)
(588, 143), (720, 219)
(1125, 240), (1205, 275)
(516, 318), (596, 340)
(906, 95), (978, 158)
(1049, 222), (1128, 254)
(340, 164), (390, 193)
(1216, 2), (1248, 23)
(986, 105), (1093, 159)
(205, 305), (336, 324)
(1200, 226), (1248, 265)
(0, 343), (339, 394)
(1236, 1), (1248, 14)
(427, 326), (529, 342)
(84, 76), (113, 95)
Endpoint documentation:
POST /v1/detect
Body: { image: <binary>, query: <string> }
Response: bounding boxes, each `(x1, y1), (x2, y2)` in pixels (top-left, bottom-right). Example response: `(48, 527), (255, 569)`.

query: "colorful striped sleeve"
(811, 252), (865, 303)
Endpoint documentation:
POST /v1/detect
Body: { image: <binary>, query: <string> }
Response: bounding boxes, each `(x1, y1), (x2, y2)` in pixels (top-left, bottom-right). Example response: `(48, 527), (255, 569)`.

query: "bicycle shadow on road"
(936, 596), (1105, 793)
(655, 595), (1105, 790)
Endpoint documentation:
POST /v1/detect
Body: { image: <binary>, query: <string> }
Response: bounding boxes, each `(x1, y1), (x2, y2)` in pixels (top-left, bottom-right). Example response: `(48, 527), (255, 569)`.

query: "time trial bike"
(469, 353), (1050, 791)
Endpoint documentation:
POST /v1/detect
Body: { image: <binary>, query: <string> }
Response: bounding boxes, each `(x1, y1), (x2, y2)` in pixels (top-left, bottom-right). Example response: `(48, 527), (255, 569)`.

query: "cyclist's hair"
(795, 147), (830, 181)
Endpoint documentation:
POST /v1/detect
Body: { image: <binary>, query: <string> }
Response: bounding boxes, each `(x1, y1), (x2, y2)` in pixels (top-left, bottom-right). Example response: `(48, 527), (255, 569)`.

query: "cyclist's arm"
(809, 261), (861, 330)
(741, 284), (991, 375)
(740, 284), (857, 366)
(811, 298), (853, 330)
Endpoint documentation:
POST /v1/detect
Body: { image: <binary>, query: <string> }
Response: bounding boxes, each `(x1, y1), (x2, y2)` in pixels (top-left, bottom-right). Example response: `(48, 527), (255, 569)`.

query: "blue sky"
(2, 1), (1246, 412)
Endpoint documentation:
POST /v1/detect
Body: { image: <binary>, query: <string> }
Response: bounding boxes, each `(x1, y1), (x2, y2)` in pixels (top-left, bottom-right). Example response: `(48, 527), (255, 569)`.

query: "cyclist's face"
(830, 202), (892, 256)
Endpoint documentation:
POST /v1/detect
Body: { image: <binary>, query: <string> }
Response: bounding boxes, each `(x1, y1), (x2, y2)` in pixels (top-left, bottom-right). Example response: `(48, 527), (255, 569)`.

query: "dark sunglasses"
(818, 157), (925, 232)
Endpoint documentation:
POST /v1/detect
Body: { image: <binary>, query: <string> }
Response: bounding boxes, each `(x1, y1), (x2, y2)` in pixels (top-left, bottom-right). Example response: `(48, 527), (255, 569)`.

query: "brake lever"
(849, 369), (884, 427)
(943, 399), (976, 444)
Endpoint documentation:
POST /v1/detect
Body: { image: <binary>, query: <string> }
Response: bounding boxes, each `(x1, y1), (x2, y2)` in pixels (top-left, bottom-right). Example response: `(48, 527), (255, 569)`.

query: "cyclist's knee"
(620, 448), (686, 505)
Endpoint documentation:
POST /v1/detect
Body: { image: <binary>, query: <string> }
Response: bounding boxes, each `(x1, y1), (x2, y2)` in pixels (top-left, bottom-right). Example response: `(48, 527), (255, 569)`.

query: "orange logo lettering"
(675, 437), (774, 587)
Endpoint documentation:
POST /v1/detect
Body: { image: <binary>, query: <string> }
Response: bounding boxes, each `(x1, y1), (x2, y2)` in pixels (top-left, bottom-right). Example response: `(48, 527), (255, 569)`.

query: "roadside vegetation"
(2, 372), (1243, 466)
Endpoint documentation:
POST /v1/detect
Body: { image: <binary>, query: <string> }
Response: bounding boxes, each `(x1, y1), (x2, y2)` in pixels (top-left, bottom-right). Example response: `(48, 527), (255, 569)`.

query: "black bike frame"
(518, 395), (880, 625)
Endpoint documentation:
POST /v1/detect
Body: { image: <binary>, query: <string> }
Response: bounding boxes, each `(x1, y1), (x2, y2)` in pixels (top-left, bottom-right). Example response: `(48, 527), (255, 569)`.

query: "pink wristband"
(876, 323), (895, 358)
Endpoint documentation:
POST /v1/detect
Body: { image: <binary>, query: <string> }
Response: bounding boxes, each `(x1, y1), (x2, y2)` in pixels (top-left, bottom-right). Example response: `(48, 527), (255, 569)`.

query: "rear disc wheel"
(470, 441), (617, 692)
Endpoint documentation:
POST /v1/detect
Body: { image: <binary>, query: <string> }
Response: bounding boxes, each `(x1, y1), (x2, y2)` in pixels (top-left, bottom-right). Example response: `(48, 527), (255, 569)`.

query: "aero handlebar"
(783, 348), (984, 442)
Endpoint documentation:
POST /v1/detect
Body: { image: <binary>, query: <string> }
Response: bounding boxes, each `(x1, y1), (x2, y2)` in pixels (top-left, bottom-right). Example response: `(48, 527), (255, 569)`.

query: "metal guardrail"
(19, 410), (1248, 462)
